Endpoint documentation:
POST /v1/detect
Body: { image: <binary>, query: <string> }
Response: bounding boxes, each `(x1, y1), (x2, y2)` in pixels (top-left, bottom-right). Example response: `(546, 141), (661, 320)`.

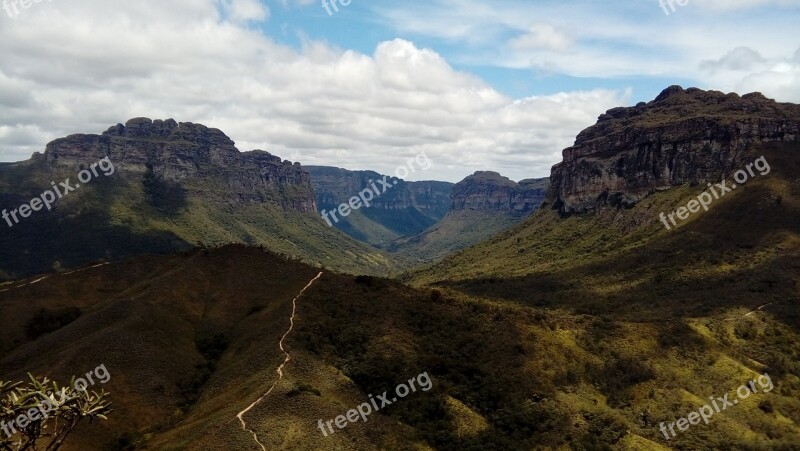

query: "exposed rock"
(41, 118), (316, 212)
(451, 171), (548, 215)
(550, 86), (800, 214)
(305, 166), (452, 218)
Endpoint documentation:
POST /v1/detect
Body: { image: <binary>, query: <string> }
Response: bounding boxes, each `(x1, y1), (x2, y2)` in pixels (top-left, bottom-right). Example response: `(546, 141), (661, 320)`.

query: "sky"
(0, 0), (798, 182)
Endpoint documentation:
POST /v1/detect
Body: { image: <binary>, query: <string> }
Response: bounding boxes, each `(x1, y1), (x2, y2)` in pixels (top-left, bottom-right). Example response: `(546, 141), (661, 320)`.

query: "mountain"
(2, 245), (657, 450)
(0, 118), (402, 279)
(306, 166), (453, 246)
(412, 86), (800, 307)
(386, 171), (548, 262)
(551, 86), (800, 214)
(407, 88), (800, 448)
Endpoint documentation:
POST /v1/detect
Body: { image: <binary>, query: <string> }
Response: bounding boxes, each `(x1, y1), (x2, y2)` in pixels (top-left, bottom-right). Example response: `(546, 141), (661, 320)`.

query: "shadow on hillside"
(0, 209), (191, 281)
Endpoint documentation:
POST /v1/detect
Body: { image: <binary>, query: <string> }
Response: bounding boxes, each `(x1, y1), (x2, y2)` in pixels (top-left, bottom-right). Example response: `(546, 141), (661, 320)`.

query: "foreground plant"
(0, 374), (113, 451)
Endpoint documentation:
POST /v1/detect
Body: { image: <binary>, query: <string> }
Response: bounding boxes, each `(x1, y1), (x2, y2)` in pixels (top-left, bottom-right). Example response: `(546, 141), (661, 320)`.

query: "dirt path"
(744, 302), (776, 317)
(0, 262), (111, 294)
(236, 271), (323, 450)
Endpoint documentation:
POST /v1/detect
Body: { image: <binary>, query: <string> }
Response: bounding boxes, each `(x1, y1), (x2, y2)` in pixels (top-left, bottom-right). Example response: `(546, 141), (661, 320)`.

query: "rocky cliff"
(550, 86), (800, 214)
(39, 117), (316, 212)
(451, 171), (548, 215)
(306, 166), (452, 218)
(0, 118), (406, 279)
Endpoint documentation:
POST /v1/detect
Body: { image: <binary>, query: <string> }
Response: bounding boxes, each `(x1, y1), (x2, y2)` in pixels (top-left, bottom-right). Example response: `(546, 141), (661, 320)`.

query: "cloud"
(691, 0), (798, 11)
(374, 0), (800, 100)
(508, 22), (575, 52)
(700, 47), (767, 73)
(220, 0), (270, 22)
(0, 1), (626, 182)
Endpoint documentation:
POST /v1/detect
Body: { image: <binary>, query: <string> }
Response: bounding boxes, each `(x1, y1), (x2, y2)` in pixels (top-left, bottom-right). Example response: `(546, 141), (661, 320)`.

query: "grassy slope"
(384, 210), (526, 264)
(412, 143), (800, 318)
(323, 206), (439, 248)
(0, 160), (404, 279)
(2, 240), (798, 449)
(402, 142), (800, 448)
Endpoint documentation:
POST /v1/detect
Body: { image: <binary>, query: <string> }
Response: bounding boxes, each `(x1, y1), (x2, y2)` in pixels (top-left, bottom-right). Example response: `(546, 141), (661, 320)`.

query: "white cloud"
(0, 0), (626, 183)
(375, 0), (800, 100)
(220, 0), (270, 22)
(509, 22), (575, 52)
(700, 47), (767, 73)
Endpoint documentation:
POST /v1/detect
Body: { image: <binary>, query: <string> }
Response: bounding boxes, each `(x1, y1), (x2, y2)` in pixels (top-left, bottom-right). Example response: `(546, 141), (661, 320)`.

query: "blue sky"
(0, 0), (798, 181)
(260, 0), (796, 102)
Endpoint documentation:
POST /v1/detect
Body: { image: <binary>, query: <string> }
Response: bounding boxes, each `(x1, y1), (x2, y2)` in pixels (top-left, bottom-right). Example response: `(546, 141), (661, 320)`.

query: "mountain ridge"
(551, 86), (800, 214)
(0, 118), (402, 279)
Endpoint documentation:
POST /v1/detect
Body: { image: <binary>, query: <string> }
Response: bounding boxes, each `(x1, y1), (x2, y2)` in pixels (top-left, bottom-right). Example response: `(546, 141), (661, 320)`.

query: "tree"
(0, 374), (113, 451)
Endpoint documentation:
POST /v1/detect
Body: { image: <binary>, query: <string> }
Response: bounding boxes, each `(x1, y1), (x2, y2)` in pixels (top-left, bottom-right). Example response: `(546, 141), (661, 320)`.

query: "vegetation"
(0, 375), (112, 450)
(25, 308), (82, 340)
(0, 160), (405, 280)
(177, 334), (229, 410)
(386, 210), (526, 263)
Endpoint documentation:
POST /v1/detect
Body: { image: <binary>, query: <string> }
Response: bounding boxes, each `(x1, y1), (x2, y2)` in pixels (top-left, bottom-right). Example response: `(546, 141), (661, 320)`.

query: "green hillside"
(384, 210), (524, 263)
(0, 150), (403, 280)
(2, 240), (799, 450)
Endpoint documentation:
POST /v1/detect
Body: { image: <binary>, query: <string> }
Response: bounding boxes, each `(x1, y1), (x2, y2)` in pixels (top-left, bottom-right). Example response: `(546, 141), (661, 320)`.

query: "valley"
(0, 86), (799, 450)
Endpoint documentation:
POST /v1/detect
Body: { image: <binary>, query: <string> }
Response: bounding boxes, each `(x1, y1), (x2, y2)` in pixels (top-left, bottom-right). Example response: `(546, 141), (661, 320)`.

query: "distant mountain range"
(384, 171), (548, 262)
(306, 167), (548, 262)
(305, 166), (453, 245)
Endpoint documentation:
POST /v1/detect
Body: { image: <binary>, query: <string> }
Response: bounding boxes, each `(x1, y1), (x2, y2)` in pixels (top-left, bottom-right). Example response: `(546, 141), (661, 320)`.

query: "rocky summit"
(451, 171), (548, 215)
(550, 86), (800, 214)
(40, 117), (317, 213)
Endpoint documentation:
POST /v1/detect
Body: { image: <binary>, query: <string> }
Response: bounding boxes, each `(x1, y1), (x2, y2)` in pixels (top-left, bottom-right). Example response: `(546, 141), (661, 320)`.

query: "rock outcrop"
(306, 166), (452, 219)
(550, 86), (800, 214)
(451, 171), (548, 215)
(38, 117), (316, 212)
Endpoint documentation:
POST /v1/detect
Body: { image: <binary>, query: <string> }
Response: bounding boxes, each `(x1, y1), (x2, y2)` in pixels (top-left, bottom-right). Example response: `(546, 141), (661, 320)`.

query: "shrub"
(286, 383), (321, 397)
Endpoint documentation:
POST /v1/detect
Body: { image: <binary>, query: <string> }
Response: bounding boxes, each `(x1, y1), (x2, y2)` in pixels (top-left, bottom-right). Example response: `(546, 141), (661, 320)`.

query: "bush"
(286, 383), (321, 397)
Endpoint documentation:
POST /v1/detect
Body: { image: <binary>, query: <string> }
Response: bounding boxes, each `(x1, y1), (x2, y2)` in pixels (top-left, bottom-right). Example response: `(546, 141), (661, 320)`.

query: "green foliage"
(588, 355), (655, 408)
(286, 383), (321, 397)
(0, 374), (113, 451)
(296, 276), (577, 450)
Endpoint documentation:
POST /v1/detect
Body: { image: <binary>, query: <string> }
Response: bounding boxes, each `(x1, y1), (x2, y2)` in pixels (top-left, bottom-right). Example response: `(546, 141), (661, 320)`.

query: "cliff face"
(550, 86), (800, 214)
(39, 117), (316, 213)
(306, 166), (453, 219)
(451, 171), (548, 215)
